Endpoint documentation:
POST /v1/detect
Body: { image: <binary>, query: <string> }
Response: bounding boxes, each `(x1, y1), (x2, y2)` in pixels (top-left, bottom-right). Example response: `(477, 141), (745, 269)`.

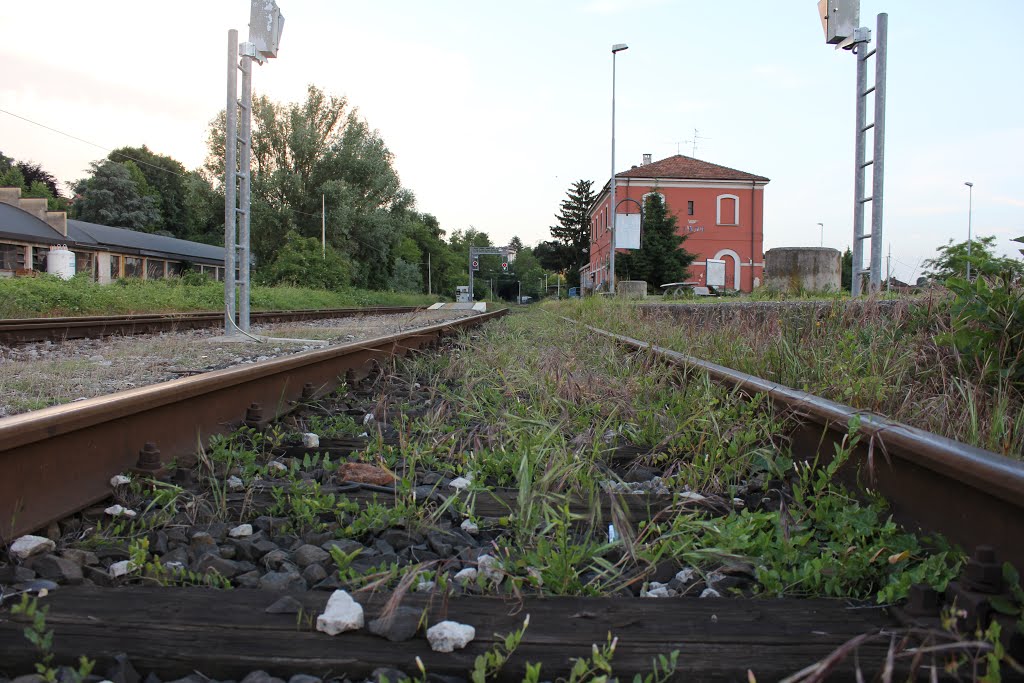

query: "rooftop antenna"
(682, 128), (710, 157)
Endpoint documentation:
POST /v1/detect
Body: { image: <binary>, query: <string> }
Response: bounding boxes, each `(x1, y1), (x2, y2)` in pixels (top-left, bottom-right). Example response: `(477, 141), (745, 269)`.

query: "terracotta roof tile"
(618, 155), (768, 182)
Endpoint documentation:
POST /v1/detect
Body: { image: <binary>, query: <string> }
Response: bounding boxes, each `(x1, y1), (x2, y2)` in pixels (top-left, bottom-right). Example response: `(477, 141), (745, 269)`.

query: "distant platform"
(428, 302), (488, 312)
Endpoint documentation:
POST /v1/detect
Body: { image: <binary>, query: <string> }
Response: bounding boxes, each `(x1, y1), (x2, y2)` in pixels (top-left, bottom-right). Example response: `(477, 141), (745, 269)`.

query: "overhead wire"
(0, 107), (190, 179)
(1, 107), (444, 264)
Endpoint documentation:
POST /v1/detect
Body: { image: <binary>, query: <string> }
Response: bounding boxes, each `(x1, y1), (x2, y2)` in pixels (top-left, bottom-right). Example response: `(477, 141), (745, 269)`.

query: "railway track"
(2, 306), (1022, 681)
(0, 306), (422, 344)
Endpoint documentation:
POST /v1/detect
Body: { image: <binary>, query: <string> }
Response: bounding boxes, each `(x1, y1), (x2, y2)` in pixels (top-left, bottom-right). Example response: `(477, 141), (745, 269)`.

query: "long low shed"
(0, 187), (225, 282)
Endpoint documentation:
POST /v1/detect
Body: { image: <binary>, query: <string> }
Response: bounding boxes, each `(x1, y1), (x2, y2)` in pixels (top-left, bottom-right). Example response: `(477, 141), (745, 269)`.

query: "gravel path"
(0, 310), (478, 417)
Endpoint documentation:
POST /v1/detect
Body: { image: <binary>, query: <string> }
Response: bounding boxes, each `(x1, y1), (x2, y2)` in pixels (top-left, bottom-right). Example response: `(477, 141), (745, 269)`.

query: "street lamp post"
(609, 43), (628, 295)
(818, 222), (824, 247)
(964, 181), (974, 281)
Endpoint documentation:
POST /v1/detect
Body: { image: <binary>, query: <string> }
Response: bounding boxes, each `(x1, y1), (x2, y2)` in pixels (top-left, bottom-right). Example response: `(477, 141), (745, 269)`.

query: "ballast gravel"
(0, 310), (477, 417)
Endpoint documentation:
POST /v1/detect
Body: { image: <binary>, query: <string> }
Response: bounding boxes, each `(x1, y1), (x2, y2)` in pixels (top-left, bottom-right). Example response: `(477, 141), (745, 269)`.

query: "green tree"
(71, 160), (162, 231)
(257, 230), (351, 289)
(181, 170), (224, 245)
(0, 156), (68, 211)
(109, 146), (189, 236)
(15, 160), (61, 199)
(841, 247), (852, 291)
(615, 193), (694, 291)
(923, 236), (1024, 281)
(509, 243), (545, 299)
(205, 84), (412, 290)
(550, 179), (595, 288)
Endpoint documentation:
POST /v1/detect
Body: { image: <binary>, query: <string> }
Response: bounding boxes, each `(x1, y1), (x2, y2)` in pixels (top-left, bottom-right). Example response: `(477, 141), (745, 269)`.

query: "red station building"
(583, 154), (769, 293)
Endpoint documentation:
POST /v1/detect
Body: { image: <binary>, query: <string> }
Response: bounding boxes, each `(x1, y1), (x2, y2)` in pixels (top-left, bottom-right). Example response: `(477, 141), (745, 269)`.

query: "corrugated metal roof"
(67, 220), (224, 264)
(0, 202), (66, 244)
(1, 201), (225, 264)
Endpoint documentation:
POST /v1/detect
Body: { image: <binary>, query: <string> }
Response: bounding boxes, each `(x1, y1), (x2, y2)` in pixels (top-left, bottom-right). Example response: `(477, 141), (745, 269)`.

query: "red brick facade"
(584, 155), (769, 292)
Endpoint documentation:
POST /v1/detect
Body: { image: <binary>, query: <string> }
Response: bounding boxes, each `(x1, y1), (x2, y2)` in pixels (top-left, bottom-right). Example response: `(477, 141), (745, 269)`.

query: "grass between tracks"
(552, 295), (1024, 458)
(0, 273), (436, 318)
(32, 306), (1021, 677)
(69, 307), (963, 605)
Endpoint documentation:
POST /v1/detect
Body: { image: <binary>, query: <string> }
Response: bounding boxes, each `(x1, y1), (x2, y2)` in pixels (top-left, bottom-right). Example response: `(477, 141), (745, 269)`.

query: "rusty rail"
(0, 306), (423, 344)
(572, 319), (1024, 571)
(0, 308), (507, 539)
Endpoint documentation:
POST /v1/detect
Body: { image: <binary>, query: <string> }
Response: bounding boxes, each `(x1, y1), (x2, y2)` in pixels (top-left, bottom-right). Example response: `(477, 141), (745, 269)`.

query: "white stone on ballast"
(227, 475), (245, 491)
(109, 560), (137, 578)
(477, 554), (503, 583)
(110, 474), (131, 487)
(453, 567), (478, 584)
(11, 535), (55, 560)
(460, 519), (479, 534)
(316, 590), (364, 635)
(449, 476), (472, 491)
(302, 433), (320, 448)
(675, 568), (696, 584)
(415, 580), (436, 593)
(268, 461), (288, 472)
(229, 524), (253, 538)
(427, 620), (476, 652)
(700, 588), (722, 598)
(104, 505), (137, 518)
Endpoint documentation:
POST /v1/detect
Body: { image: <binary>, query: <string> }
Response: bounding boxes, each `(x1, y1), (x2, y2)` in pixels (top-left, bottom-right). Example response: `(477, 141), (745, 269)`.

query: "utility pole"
(517, 281), (521, 305)
(886, 243), (891, 292)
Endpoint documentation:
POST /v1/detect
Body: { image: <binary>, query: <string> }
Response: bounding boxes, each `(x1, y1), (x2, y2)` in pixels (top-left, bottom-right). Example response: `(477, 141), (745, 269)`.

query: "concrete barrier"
(764, 248), (841, 293)
(617, 280), (648, 298)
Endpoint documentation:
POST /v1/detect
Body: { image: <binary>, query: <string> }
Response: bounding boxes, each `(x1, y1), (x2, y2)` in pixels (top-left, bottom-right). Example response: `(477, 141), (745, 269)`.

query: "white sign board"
(706, 259), (726, 288)
(614, 213), (641, 250)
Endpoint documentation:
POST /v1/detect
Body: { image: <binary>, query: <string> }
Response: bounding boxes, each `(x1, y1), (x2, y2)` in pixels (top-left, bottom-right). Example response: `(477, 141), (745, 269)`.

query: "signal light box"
(818, 0), (859, 45)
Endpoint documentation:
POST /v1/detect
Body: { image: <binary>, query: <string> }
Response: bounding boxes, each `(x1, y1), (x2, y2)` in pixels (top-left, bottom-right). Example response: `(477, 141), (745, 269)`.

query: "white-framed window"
(716, 194), (740, 226)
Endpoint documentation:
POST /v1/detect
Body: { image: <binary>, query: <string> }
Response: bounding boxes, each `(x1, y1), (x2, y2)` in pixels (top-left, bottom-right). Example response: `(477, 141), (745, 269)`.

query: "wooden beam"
(0, 586), (904, 681)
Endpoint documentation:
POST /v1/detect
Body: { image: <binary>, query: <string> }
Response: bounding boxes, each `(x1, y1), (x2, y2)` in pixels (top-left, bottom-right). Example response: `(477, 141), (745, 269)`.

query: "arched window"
(641, 192), (666, 210)
(716, 194), (739, 226)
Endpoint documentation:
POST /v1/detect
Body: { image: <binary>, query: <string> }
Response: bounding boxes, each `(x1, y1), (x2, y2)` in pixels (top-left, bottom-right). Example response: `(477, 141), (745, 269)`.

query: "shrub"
(257, 230), (352, 290)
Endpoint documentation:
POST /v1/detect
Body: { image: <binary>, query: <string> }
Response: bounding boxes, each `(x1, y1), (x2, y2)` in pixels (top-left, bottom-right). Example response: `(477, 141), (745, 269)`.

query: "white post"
(322, 194), (326, 259)
(428, 252), (432, 294)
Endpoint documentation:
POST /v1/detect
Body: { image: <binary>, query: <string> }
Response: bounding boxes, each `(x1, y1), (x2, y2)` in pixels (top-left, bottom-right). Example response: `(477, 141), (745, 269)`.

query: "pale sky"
(2, 1), (1021, 282)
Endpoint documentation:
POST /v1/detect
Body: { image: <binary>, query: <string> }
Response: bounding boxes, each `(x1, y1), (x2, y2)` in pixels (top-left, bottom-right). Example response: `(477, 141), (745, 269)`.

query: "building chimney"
(46, 211), (68, 237)
(642, 153), (652, 165)
(0, 187), (23, 206)
(19, 197), (49, 221)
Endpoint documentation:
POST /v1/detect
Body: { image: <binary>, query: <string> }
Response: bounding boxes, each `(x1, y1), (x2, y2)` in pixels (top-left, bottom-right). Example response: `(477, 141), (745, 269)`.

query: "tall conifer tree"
(550, 179), (595, 287)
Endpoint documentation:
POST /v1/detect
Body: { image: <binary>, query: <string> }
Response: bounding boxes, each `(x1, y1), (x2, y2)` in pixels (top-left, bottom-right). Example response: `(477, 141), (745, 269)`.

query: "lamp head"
(612, 43), (629, 53)
(965, 181), (974, 187)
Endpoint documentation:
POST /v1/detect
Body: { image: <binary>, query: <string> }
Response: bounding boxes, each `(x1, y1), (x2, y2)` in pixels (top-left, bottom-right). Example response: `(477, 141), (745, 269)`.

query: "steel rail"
(0, 308), (507, 539)
(572, 318), (1024, 570)
(0, 306), (423, 344)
